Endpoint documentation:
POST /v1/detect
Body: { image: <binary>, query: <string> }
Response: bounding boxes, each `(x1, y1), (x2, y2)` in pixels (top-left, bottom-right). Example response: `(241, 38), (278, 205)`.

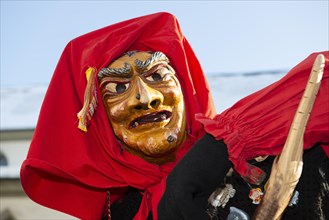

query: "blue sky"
(1, 1), (328, 87)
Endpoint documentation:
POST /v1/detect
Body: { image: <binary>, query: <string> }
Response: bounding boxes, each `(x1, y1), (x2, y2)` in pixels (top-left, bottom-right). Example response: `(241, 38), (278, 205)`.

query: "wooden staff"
(252, 54), (325, 220)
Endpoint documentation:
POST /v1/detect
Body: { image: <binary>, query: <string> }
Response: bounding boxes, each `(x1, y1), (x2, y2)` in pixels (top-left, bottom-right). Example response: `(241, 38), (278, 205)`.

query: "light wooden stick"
(253, 54), (325, 220)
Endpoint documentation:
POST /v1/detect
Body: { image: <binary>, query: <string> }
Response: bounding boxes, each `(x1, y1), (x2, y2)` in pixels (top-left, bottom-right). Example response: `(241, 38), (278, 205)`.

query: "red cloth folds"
(20, 12), (215, 219)
(196, 51), (329, 184)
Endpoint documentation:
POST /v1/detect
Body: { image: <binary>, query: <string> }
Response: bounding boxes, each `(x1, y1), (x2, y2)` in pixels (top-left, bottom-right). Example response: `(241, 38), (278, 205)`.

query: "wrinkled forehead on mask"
(97, 51), (173, 80)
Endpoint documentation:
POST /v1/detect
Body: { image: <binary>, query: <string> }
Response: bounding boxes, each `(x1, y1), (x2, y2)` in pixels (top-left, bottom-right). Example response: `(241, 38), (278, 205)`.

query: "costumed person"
(20, 12), (216, 220)
(158, 51), (329, 220)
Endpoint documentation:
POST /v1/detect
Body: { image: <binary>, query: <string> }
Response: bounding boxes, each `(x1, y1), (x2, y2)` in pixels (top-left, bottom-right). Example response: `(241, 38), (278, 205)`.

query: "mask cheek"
(112, 125), (126, 140)
(162, 89), (183, 106)
(106, 100), (129, 122)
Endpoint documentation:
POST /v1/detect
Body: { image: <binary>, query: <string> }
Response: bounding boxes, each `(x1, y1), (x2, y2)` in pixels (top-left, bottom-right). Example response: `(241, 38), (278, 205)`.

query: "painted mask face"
(99, 51), (186, 164)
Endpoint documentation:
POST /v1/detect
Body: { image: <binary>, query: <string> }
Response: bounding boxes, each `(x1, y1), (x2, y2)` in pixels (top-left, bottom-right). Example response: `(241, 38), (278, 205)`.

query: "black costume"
(109, 134), (329, 219)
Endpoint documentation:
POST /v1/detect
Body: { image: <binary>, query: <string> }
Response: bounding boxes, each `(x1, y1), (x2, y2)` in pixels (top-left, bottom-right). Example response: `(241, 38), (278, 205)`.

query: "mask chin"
(121, 129), (186, 165)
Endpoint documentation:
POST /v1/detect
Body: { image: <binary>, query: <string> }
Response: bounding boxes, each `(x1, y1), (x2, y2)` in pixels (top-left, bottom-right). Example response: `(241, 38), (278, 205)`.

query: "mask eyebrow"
(135, 51), (169, 69)
(98, 62), (132, 80)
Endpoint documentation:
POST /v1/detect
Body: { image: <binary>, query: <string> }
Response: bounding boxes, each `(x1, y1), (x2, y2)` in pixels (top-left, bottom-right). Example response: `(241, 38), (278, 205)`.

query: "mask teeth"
(77, 67), (98, 132)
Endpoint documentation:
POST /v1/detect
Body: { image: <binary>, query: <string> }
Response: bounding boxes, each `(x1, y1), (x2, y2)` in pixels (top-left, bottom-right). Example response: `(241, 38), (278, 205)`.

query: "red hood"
(20, 12), (216, 219)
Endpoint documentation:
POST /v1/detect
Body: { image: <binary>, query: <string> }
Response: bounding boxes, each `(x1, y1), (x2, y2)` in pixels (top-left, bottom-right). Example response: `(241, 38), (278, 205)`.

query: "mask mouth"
(129, 110), (172, 129)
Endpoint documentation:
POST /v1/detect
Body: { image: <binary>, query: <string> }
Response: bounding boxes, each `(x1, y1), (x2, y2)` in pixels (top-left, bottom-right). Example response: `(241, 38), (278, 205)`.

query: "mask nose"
(130, 77), (164, 110)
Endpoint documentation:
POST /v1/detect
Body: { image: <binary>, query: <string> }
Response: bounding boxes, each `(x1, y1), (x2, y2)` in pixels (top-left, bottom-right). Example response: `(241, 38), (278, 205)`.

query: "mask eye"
(146, 72), (162, 82)
(105, 82), (130, 94)
(145, 67), (170, 82)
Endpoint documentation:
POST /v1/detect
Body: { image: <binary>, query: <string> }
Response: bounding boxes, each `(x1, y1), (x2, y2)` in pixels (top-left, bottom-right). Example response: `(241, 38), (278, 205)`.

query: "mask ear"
(77, 67), (98, 132)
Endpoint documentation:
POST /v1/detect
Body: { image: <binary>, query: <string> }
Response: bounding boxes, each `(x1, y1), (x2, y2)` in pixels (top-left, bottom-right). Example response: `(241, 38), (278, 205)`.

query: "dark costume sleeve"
(158, 134), (232, 220)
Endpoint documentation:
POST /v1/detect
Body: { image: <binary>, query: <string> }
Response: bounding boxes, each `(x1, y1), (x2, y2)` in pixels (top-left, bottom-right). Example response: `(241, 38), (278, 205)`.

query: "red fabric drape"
(20, 12), (216, 220)
(196, 51), (329, 184)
